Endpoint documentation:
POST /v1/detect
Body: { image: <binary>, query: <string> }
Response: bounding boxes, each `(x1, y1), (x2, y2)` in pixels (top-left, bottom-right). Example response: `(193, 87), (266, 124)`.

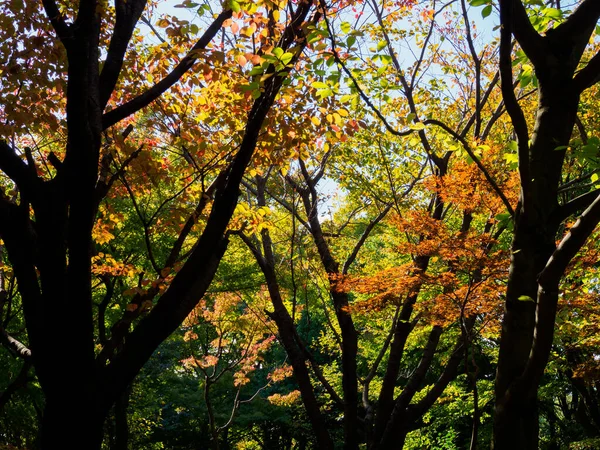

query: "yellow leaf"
(311, 116), (321, 126)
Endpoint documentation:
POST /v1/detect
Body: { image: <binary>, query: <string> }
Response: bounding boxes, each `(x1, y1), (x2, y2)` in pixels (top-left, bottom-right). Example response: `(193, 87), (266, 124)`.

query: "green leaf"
(340, 22), (351, 34)
(317, 88), (334, 98)
(481, 5), (492, 18)
(312, 81), (328, 89)
(229, 0), (241, 13)
(380, 55), (392, 66)
(240, 81), (260, 92)
(469, 0), (488, 6)
(307, 31), (322, 44)
(543, 7), (562, 19)
(280, 52), (294, 65)
(518, 295), (535, 302)
(377, 40), (387, 51)
(249, 66), (264, 76)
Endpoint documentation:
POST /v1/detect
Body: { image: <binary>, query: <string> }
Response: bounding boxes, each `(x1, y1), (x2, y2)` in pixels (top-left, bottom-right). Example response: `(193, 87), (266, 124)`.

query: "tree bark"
(242, 176), (335, 450)
(114, 387), (130, 450)
(41, 398), (105, 450)
(493, 1), (600, 447)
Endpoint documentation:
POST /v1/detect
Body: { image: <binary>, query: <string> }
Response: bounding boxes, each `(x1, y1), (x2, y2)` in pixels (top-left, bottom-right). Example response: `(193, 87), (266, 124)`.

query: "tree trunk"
(114, 388), (130, 450)
(493, 70), (580, 450)
(41, 397), (105, 450)
(493, 1), (600, 446)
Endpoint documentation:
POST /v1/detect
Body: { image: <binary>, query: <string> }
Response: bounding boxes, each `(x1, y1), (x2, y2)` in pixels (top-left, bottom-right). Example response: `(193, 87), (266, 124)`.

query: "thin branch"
(559, 169), (599, 192)
(424, 119), (515, 216)
(553, 188), (600, 224)
(460, 72), (499, 139)
(320, 5), (412, 139)
(0, 327), (32, 361)
(164, 169), (228, 268)
(459, 0), (482, 137)
(95, 144), (143, 206)
(574, 49), (600, 93)
(343, 204), (391, 274)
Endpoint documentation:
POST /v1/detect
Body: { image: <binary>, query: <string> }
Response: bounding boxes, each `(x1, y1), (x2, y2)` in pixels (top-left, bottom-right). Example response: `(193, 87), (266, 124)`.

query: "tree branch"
(95, 145), (143, 207)
(499, 0), (545, 67)
(0, 327), (32, 361)
(424, 119), (515, 216)
(102, 9), (233, 129)
(342, 204), (391, 274)
(574, 49), (600, 94)
(99, 0), (149, 110)
(0, 360), (32, 411)
(97, 1), (318, 413)
(498, 3), (531, 197)
(0, 141), (39, 198)
(553, 188), (600, 225)
(41, 0), (72, 47)
(518, 191), (600, 393)
(541, 191), (600, 287)
(553, 0), (600, 73)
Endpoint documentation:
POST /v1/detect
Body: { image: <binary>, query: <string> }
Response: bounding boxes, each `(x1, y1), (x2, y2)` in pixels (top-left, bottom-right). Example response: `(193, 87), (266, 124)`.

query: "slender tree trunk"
(244, 177), (335, 450)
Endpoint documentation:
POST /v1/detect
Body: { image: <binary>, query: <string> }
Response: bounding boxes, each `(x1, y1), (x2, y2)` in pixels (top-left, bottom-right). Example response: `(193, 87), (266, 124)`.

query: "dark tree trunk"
(493, 1), (600, 447)
(114, 387), (130, 450)
(0, 3), (318, 449)
(41, 398), (105, 450)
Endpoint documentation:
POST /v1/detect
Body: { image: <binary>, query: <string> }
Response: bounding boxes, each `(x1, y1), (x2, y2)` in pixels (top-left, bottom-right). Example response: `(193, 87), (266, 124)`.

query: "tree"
(492, 1), (600, 447)
(0, 0), (321, 447)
